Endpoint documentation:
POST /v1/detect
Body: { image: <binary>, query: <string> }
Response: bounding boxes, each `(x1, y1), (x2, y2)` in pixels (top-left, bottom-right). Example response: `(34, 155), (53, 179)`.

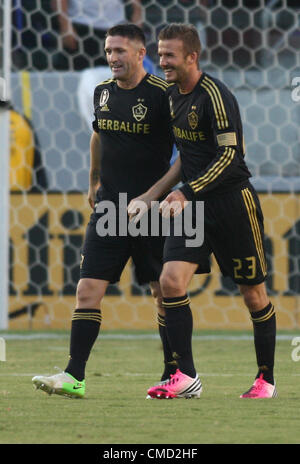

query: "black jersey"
(92, 73), (174, 203)
(166, 72), (251, 200)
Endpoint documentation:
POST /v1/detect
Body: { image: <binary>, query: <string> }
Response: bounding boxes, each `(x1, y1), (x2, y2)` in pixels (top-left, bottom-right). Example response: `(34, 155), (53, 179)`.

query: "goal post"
(0, 107), (10, 330)
(0, 0), (11, 330)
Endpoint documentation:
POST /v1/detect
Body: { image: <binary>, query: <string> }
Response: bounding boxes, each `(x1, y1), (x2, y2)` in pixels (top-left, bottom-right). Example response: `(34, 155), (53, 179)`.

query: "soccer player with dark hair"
(32, 24), (180, 398)
(131, 23), (277, 399)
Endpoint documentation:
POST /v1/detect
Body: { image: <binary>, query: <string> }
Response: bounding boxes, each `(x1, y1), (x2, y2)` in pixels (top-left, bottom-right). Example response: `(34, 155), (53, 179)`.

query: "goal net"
(1, 0), (300, 330)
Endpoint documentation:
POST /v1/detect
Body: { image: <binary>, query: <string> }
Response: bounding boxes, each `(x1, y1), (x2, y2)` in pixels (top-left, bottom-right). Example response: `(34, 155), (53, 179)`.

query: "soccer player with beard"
(130, 23), (277, 399)
(32, 24), (181, 398)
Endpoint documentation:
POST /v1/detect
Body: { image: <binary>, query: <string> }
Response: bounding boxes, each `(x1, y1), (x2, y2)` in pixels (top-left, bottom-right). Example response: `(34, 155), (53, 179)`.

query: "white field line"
(1, 372), (300, 378)
(0, 333), (296, 378)
(0, 333), (297, 341)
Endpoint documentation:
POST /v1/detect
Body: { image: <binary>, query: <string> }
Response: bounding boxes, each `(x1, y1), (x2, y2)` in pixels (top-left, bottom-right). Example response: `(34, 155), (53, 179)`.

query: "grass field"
(0, 329), (300, 445)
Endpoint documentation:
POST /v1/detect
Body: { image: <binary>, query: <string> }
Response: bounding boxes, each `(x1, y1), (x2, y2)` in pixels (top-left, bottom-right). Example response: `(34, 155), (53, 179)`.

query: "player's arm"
(143, 155), (181, 201)
(52, 0), (78, 50)
(130, 0), (143, 25)
(88, 85), (103, 209)
(179, 86), (240, 201)
(88, 131), (101, 209)
(128, 156), (181, 222)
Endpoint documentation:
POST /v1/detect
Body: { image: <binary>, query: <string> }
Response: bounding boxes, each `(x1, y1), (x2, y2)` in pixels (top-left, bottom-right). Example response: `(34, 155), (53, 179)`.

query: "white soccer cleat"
(32, 370), (85, 398)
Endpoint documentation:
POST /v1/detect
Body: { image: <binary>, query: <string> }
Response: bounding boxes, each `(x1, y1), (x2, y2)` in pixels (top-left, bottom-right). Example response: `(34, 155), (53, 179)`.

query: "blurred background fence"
(1, 0), (299, 330)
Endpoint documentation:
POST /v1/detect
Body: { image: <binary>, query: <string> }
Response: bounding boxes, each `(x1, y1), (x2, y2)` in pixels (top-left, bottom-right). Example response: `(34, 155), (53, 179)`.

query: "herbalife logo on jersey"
(95, 193), (204, 248)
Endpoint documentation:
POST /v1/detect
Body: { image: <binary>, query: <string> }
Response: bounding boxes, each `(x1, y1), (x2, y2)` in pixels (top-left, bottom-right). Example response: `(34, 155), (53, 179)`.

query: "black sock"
(157, 314), (178, 381)
(251, 302), (276, 385)
(65, 308), (102, 381)
(163, 295), (196, 378)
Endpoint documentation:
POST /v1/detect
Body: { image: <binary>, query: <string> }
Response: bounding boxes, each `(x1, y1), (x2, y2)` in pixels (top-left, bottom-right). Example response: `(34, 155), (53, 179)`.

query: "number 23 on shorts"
(233, 256), (256, 280)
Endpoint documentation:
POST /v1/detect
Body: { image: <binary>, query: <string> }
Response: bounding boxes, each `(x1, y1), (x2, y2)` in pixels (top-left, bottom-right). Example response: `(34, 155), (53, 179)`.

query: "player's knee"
(76, 279), (104, 308)
(240, 284), (268, 311)
(159, 271), (186, 297)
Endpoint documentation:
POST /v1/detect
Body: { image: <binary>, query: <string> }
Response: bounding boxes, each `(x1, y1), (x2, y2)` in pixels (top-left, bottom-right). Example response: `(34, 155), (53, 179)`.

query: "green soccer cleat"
(32, 370), (85, 398)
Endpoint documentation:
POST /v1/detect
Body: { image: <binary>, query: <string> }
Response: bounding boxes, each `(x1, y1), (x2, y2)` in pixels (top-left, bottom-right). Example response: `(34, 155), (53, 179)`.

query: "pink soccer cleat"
(240, 374), (277, 398)
(147, 369), (202, 399)
(146, 378), (171, 399)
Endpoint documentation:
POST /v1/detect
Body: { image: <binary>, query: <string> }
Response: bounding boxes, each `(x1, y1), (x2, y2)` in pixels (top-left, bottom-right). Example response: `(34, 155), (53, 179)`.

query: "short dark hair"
(158, 23), (201, 59)
(106, 24), (146, 46)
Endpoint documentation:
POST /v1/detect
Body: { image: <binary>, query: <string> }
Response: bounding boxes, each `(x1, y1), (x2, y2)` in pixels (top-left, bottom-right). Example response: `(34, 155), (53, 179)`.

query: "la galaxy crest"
(188, 107), (198, 130)
(132, 99), (147, 122)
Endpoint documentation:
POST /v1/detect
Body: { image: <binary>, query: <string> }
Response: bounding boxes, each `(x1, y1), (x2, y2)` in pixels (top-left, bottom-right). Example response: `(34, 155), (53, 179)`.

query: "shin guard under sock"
(65, 308), (102, 381)
(251, 302), (276, 385)
(162, 295), (196, 378)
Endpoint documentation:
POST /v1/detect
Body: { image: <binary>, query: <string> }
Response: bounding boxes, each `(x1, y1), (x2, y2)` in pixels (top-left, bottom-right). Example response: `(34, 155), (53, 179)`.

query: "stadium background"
(1, 0), (300, 330)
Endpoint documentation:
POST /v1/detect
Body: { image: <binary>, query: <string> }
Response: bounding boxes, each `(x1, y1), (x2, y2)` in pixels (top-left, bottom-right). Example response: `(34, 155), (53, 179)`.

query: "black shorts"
(164, 182), (267, 286)
(80, 210), (164, 285)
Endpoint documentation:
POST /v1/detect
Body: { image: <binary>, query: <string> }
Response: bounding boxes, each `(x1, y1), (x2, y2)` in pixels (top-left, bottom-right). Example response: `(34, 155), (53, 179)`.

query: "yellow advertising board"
(8, 192), (300, 330)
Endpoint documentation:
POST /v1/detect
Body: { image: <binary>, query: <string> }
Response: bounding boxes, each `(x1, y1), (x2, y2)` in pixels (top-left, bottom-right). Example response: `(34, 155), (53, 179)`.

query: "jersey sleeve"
(180, 80), (240, 200)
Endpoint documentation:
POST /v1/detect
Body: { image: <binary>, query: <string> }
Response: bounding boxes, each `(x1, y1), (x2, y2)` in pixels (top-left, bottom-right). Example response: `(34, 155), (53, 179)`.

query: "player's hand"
(87, 186), (98, 209)
(128, 194), (151, 224)
(159, 190), (187, 218)
(62, 25), (78, 51)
